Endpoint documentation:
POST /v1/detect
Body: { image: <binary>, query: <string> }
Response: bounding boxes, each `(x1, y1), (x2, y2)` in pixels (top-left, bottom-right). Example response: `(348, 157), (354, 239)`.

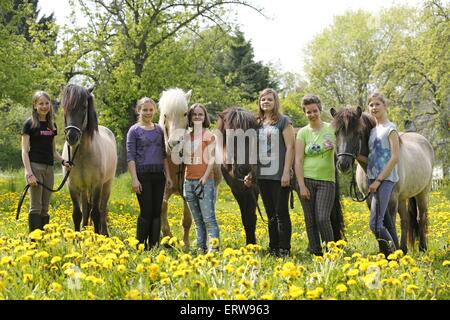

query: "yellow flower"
(261, 293), (273, 300)
(23, 273), (33, 284)
(208, 287), (218, 298)
(209, 237), (219, 248)
(306, 287), (323, 300)
(406, 284), (419, 294)
(160, 236), (170, 245)
(336, 284), (347, 293)
(117, 264), (126, 273)
(125, 289), (140, 300)
(135, 264), (144, 273)
(49, 282), (62, 292)
(442, 260), (450, 267)
(347, 279), (357, 286)
(388, 261), (398, 269)
(234, 293), (246, 300)
(346, 269), (359, 277)
(50, 256), (62, 264)
(29, 229), (44, 241)
(288, 285), (304, 299)
(35, 251), (49, 259)
(399, 273), (411, 281)
(193, 280), (205, 289)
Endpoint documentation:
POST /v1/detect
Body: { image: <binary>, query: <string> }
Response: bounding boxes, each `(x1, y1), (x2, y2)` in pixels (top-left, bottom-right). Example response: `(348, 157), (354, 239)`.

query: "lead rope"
(16, 144), (78, 220)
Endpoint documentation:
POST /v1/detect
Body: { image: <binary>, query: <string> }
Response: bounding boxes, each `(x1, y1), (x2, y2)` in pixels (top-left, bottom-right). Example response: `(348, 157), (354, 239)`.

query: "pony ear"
(185, 90), (192, 102)
(356, 106), (362, 118)
(330, 108), (337, 118)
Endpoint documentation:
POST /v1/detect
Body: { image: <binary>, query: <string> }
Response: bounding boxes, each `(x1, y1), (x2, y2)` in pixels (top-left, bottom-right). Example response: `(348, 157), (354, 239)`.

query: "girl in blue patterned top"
(359, 92), (400, 256)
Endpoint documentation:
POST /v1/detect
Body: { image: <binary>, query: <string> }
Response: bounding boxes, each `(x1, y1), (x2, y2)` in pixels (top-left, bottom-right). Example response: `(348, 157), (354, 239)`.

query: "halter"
(336, 139), (370, 202)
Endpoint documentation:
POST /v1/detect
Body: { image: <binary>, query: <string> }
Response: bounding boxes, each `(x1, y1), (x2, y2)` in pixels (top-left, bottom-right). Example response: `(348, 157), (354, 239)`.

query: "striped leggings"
(299, 178), (335, 254)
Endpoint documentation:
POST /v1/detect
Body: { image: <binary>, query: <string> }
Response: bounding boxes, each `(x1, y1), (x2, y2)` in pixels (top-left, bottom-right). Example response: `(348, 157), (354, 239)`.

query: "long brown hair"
(257, 88), (281, 125)
(31, 91), (55, 130)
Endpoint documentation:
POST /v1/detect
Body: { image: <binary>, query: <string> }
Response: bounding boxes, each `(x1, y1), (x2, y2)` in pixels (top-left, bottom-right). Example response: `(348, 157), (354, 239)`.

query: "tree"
(62, 0), (262, 172)
(374, 1), (450, 176)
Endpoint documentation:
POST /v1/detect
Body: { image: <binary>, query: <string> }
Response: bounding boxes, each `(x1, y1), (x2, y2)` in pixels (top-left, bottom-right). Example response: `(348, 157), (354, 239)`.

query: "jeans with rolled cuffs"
(183, 178), (220, 252)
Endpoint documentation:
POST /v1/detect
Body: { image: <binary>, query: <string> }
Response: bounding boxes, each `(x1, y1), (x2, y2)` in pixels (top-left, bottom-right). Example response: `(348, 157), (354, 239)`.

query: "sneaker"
(268, 248), (278, 256)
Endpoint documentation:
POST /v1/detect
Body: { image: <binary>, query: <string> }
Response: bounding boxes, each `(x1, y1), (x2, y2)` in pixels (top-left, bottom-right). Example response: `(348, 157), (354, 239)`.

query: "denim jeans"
(183, 178), (220, 252)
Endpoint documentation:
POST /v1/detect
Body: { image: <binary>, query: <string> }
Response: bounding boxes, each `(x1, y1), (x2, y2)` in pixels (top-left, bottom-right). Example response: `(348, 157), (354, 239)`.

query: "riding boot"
(136, 217), (150, 250)
(28, 214), (42, 233)
(148, 218), (161, 249)
(42, 215), (50, 230)
(377, 229), (396, 257)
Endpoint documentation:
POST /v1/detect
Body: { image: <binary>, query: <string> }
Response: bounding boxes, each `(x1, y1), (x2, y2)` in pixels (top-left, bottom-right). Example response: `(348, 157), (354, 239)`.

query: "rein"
(337, 150), (370, 202)
(16, 144), (79, 220)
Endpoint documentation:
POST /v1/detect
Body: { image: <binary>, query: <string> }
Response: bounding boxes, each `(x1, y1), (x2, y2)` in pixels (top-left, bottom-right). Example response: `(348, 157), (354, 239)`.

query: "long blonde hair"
(257, 88), (282, 125)
(31, 91), (55, 130)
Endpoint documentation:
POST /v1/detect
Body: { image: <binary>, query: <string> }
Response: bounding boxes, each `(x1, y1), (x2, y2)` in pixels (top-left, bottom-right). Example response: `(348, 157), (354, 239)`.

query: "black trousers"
(257, 179), (292, 251)
(136, 172), (166, 228)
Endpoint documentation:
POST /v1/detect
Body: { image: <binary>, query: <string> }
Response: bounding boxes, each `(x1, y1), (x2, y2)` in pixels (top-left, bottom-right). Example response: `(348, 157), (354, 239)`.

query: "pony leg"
(416, 191), (429, 252)
(69, 189), (82, 232)
(81, 192), (90, 228)
(89, 187), (102, 235)
(99, 179), (113, 237)
(160, 190), (173, 239)
(182, 200), (192, 249)
(398, 200), (409, 254)
(234, 191), (257, 245)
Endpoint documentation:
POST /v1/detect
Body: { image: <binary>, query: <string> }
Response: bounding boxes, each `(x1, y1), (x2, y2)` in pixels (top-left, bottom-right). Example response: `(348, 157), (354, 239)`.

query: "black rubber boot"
(148, 218), (161, 249)
(42, 215), (50, 229)
(136, 217), (150, 250)
(28, 214), (42, 233)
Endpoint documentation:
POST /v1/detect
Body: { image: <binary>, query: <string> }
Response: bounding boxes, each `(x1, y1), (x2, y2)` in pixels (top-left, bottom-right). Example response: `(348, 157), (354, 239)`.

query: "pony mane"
(61, 84), (98, 138)
(158, 88), (189, 117)
(217, 107), (258, 134)
(331, 106), (374, 135)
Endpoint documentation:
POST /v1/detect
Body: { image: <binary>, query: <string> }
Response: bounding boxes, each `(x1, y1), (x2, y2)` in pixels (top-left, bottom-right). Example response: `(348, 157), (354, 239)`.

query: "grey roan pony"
(62, 84), (117, 235)
(331, 106), (434, 253)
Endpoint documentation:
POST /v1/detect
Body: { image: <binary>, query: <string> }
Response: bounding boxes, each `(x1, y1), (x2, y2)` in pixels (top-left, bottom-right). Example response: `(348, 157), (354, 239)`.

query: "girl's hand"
(369, 180), (381, 193)
(166, 177), (173, 189)
(243, 174), (252, 188)
(27, 173), (38, 187)
(299, 184), (310, 200)
(281, 172), (290, 187)
(132, 178), (142, 194)
(62, 159), (72, 171)
(199, 176), (208, 186)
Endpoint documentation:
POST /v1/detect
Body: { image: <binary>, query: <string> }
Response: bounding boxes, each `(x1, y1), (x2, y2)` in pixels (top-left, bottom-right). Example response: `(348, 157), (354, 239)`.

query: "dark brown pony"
(217, 107), (259, 244)
(331, 106), (434, 252)
(62, 84), (117, 235)
(217, 107), (346, 245)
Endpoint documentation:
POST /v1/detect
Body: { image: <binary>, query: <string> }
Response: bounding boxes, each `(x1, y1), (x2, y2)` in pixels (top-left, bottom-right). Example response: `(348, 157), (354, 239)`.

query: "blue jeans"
(369, 179), (398, 254)
(183, 178), (220, 252)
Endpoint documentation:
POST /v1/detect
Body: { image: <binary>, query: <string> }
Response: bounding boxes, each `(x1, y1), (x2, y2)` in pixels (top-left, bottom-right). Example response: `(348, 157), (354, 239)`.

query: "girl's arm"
(128, 160), (142, 194)
(164, 158), (173, 189)
(294, 138), (310, 199)
(21, 135), (37, 186)
(53, 140), (71, 168)
(281, 124), (295, 187)
(368, 131), (400, 192)
(200, 134), (216, 185)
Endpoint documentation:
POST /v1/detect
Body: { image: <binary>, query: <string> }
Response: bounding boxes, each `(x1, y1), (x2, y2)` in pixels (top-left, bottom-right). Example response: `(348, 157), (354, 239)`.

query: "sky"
(38, 0), (424, 74)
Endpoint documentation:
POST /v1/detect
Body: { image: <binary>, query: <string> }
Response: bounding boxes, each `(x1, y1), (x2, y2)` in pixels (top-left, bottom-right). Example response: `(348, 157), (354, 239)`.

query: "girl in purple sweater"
(127, 97), (173, 250)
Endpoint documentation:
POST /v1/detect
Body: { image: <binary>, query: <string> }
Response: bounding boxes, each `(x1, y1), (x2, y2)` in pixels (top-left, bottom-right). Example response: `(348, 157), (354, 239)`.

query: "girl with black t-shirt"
(21, 91), (70, 232)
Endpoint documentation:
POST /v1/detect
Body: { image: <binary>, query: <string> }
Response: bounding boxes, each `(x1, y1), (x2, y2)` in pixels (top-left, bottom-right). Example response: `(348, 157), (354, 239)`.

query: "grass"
(0, 171), (449, 300)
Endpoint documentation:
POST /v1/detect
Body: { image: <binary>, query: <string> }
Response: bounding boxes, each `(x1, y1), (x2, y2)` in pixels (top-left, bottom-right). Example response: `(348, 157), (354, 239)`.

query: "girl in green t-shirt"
(294, 94), (336, 256)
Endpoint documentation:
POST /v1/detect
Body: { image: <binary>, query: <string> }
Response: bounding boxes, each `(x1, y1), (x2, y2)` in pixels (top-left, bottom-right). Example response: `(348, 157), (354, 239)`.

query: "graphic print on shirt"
(368, 138), (391, 178)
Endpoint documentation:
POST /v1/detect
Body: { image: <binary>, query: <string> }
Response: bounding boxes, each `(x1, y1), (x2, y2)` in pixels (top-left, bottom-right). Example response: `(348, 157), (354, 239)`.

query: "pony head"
(158, 88), (191, 151)
(61, 84), (98, 147)
(217, 107), (258, 180)
(331, 106), (375, 173)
